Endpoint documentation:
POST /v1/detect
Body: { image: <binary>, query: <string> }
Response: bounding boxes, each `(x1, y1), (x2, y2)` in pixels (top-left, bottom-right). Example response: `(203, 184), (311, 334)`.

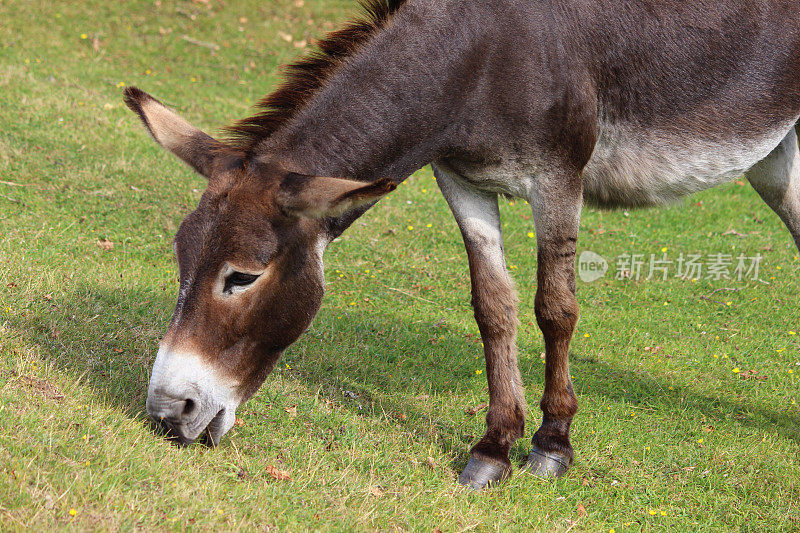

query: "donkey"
(126, 0), (800, 489)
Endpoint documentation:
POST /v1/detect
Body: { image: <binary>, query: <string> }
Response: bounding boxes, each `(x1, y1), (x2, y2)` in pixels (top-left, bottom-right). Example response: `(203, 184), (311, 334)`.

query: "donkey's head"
(124, 88), (395, 445)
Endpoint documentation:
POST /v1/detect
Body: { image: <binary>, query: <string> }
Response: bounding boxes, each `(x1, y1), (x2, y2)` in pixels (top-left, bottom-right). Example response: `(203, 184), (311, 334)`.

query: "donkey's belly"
(582, 122), (795, 209)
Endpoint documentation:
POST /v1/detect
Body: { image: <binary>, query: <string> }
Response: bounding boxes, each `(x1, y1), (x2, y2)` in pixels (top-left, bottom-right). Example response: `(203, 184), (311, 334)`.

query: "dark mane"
(224, 0), (407, 154)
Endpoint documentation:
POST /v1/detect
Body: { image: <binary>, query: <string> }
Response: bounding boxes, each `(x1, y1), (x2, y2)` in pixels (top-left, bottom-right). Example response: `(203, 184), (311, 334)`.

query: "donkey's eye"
(224, 272), (260, 294)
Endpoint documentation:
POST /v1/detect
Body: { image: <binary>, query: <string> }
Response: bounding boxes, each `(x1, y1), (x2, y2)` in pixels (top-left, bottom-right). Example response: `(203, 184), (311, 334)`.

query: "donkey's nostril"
(183, 398), (197, 416)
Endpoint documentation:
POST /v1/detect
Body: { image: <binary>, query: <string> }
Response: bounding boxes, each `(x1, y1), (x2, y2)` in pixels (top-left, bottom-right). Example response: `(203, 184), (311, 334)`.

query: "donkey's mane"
(225, 0), (407, 154)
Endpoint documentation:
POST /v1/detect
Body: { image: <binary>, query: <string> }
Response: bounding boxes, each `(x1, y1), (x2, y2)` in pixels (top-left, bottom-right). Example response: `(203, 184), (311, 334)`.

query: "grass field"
(1, 0), (799, 530)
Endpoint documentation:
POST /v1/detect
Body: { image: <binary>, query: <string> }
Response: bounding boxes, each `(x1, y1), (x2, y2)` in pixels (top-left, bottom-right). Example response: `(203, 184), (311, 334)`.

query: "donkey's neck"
(256, 1), (483, 182)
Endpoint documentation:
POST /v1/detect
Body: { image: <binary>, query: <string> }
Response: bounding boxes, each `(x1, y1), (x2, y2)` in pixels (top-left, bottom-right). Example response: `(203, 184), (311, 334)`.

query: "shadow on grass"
(7, 283), (798, 474)
(5, 282), (173, 420)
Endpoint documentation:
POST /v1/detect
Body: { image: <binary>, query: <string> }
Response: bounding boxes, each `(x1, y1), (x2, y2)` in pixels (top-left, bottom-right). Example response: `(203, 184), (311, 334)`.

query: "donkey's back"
(450, 0), (800, 211)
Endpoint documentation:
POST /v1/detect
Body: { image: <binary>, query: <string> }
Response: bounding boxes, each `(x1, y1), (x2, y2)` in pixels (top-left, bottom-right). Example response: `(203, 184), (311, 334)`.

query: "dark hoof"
(522, 445), (570, 478)
(458, 457), (510, 490)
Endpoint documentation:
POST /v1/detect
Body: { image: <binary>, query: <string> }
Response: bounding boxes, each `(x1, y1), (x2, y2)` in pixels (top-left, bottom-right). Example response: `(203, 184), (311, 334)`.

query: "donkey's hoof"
(522, 445), (570, 478)
(458, 457), (510, 490)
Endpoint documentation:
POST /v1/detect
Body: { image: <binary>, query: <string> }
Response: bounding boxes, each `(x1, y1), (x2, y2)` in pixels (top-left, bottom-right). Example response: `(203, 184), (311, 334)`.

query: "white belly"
(582, 120), (796, 208)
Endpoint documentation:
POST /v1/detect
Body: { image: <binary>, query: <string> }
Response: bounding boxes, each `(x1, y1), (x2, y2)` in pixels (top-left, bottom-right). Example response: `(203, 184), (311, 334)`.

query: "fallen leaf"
(266, 465), (291, 481)
(464, 402), (488, 416)
(284, 405), (297, 418)
(96, 238), (113, 251)
(577, 502), (587, 518)
(740, 369), (767, 381)
(234, 417), (245, 427)
(368, 486), (384, 498)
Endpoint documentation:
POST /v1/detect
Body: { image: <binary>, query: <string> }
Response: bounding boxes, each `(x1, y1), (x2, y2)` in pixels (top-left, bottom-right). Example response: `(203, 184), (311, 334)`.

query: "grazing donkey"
(126, 0), (800, 488)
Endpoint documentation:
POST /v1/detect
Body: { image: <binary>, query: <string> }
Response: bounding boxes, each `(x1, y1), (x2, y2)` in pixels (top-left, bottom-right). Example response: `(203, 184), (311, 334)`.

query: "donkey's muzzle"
(146, 346), (240, 446)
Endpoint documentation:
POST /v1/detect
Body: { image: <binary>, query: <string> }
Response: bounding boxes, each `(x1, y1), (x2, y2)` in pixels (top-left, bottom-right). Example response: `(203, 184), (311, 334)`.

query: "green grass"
(1, 0), (799, 530)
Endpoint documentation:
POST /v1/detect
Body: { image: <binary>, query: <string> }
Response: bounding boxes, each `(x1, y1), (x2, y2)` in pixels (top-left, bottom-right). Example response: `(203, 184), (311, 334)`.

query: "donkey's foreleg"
(434, 164), (526, 489)
(524, 172), (583, 478)
(746, 127), (800, 252)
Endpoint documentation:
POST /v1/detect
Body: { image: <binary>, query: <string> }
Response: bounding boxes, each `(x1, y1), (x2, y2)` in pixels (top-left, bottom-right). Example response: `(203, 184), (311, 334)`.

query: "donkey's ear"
(277, 174), (397, 219)
(123, 87), (225, 179)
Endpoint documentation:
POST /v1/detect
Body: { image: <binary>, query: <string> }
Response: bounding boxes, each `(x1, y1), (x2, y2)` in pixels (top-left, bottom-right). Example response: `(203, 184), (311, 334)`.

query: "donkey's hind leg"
(746, 127), (800, 252)
(434, 163), (526, 490)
